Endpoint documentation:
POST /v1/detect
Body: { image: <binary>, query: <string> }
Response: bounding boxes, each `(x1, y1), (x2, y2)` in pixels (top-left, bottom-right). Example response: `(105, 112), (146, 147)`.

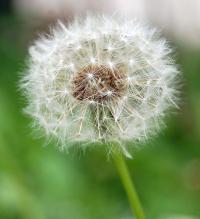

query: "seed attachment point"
(72, 65), (127, 103)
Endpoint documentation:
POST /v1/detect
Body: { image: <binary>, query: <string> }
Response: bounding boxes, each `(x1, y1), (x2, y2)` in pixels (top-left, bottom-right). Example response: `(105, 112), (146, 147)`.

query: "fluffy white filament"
(21, 14), (179, 156)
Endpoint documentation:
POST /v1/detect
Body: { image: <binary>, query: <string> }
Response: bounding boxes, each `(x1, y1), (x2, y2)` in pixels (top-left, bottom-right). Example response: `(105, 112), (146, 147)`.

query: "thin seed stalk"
(113, 153), (146, 219)
(91, 105), (145, 219)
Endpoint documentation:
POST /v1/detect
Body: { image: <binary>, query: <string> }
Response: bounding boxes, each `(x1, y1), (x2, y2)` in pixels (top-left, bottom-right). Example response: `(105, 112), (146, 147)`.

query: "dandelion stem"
(113, 153), (146, 219)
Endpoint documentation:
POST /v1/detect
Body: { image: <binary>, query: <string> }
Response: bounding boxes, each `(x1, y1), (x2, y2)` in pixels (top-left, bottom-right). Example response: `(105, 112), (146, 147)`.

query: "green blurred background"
(0, 1), (200, 219)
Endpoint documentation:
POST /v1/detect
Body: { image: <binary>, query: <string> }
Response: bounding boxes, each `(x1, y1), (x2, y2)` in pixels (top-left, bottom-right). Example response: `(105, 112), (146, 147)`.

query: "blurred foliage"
(0, 15), (200, 219)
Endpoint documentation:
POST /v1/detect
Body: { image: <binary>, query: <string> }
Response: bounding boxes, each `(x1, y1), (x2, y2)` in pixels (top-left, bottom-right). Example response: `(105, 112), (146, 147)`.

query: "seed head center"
(72, 65), (126, 103)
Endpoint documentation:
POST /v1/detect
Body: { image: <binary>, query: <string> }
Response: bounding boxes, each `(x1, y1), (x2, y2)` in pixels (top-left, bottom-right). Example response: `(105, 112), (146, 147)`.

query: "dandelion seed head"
(21, 14), (179, 156)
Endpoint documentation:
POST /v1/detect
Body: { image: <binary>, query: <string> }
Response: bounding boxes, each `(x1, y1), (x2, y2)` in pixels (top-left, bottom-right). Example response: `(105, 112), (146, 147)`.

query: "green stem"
(113, 153), (146, 219)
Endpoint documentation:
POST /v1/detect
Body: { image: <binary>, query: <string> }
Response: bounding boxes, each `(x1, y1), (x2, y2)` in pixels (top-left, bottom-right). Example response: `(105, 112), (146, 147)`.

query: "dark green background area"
(0, 16), (200, 219)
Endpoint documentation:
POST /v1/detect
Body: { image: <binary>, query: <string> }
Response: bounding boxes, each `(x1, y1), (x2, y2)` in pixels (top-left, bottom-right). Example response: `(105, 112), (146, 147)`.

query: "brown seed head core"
(72, 65), (126, 103)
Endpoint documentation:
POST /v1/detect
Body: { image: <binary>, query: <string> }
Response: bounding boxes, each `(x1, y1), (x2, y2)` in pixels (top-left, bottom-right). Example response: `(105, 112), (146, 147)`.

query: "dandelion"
(21, 14), (180, 219)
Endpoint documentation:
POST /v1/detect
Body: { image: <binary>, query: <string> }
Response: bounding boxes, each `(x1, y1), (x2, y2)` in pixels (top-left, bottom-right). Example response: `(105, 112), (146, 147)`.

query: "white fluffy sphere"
(21, 14), (179, 155)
